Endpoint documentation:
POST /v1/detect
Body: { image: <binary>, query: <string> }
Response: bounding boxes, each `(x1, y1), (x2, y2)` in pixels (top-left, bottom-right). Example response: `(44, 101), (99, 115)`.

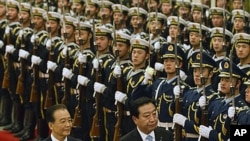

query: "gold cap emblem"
(224, 62), (229, 69)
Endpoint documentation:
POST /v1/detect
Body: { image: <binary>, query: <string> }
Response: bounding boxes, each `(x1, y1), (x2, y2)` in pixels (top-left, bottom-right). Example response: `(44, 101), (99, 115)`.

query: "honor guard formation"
(0, 0), (250, 141)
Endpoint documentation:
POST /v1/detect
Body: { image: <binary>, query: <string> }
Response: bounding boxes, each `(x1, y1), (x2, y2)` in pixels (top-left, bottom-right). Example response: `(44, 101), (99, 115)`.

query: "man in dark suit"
(42, 104), (82, 141)
(119, 97), (173, 141)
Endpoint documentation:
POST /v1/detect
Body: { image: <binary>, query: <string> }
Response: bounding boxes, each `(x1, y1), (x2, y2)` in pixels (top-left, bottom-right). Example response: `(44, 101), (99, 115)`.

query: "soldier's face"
(72, 2), (84, 14)
(132, 103), (158, 134)
(211, 15), (223, 27)
(161, 3), (172, 15)
(0, 5), (6, 17)
(212, 37), (224, 52)
(21, 11), (30, 24)
(96, 36), (111, 53)
(169, 25), (179, 38)
(99, 8), (112, 20)
(245, 86), (250, 103)
(112, 42), (130, 59)
(189, 32), (200, 47)
(86, 5), (98, 16)
(147, 0), (158, 11)
(131, 48), (149, 68)
(164, 58), (180, 74)
(220, 77), (237, 95)
(33, 16), (45, 30)
(193, 68), (212, 87)
(74, 30), (91, 45)
(58, 0), (69, 9)
(235, 43), (250, 59)
(7, 7), (18, 21)
(233, 0), (242, 9)
(130, 16), (144, 28)
(192, 11), (202, 23)
(48, 109), (72, 138)
(233, 18), (245, 31)
(149, 20), (162, 35)
(113, 12), (125, 25)
(48, 20), (60, 35)
(178, 6), (190, 19)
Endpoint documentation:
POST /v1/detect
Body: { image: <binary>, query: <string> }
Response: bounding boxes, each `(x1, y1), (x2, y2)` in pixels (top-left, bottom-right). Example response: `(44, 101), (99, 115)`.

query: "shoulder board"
(82, 49), (95, 57)
(67, 42), (79, 49)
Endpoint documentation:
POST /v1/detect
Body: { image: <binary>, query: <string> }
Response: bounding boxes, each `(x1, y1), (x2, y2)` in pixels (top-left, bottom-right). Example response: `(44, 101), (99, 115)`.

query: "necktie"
(146, 135), (153, 141)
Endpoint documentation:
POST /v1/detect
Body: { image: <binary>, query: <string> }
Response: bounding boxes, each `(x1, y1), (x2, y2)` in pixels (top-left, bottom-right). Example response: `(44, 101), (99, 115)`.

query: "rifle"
(29, 32), (40, 103)
(61, 5), (71, 107)
(173, 8), (183, 141)
(16, 7), (26, 100)
(113, 20), (123, 141)
(73, 15), (85, 127)
(44, 5), (56, 109)
(198, 4), (208, 141)
(2, 1), (11, 89)
(90, 19), (101, 139)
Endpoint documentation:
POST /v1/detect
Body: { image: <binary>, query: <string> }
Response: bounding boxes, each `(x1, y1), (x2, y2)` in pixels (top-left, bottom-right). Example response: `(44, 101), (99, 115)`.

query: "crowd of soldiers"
(0, 0), (250, 141)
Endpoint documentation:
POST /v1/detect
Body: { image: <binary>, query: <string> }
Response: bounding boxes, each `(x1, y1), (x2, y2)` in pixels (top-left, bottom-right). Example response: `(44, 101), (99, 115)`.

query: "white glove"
(47, 61), (58, 71)
(5, 45), (15, 54)
(113, 65), (121, 77)
(173, 113), (187, 127)
(199, 125), (212, 138)
(154, 41), (161, 50)
(46, 39), (51, 49)
(142, 67), (154, 84)
(228, 106), (236, 119)
(62, 68), (73, 79)
(92, 58), (99, 70)
(173, 85), (180, 98)
(199, 96), (206, 107)
(0, 40), (4, 48)
(154, 62), (164, 72)
(179, 70), (187, 81)
(94, 82), (106, 94)
(77, 75), (90, 86)
(31, 55), (42, 65)
(143, 72), (153, 84)
(30, 34), (38, 44)
(19, 49), (30, 59)
(5, 26), (10, 35)
(78, 53), (87, 64)
(115, 91), (127, 104)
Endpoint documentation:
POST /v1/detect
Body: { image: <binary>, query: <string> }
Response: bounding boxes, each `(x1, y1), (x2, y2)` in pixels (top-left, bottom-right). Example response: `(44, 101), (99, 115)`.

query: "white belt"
(157, 121), (173, 130)
(186, 133), (199, 138)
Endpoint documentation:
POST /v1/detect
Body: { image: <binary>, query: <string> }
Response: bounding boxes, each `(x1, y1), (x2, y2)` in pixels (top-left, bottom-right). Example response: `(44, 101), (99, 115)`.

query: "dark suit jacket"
(120, 127), (174, 141)
(42, 135), (82, 141)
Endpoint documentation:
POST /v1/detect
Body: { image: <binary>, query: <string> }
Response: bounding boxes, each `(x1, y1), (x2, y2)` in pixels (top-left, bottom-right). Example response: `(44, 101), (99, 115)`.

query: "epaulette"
(123, 65), (132, 74)
(0, 19), (7, 28)
(237, 106), (249, 114)
(82, 49), (95, 57)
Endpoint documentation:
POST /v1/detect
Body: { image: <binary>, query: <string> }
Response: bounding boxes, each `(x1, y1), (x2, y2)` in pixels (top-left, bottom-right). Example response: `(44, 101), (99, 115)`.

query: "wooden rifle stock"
(73, 58), (86, 127)
(16, 34), (26, 97)
(90, 68), (101, 138)
(2, 32), (12, 89)
(16, 57), (25, 97)
(113, 75), (123, 141)
(44, 48), (55, 109)
(30, 41), (39, 103)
